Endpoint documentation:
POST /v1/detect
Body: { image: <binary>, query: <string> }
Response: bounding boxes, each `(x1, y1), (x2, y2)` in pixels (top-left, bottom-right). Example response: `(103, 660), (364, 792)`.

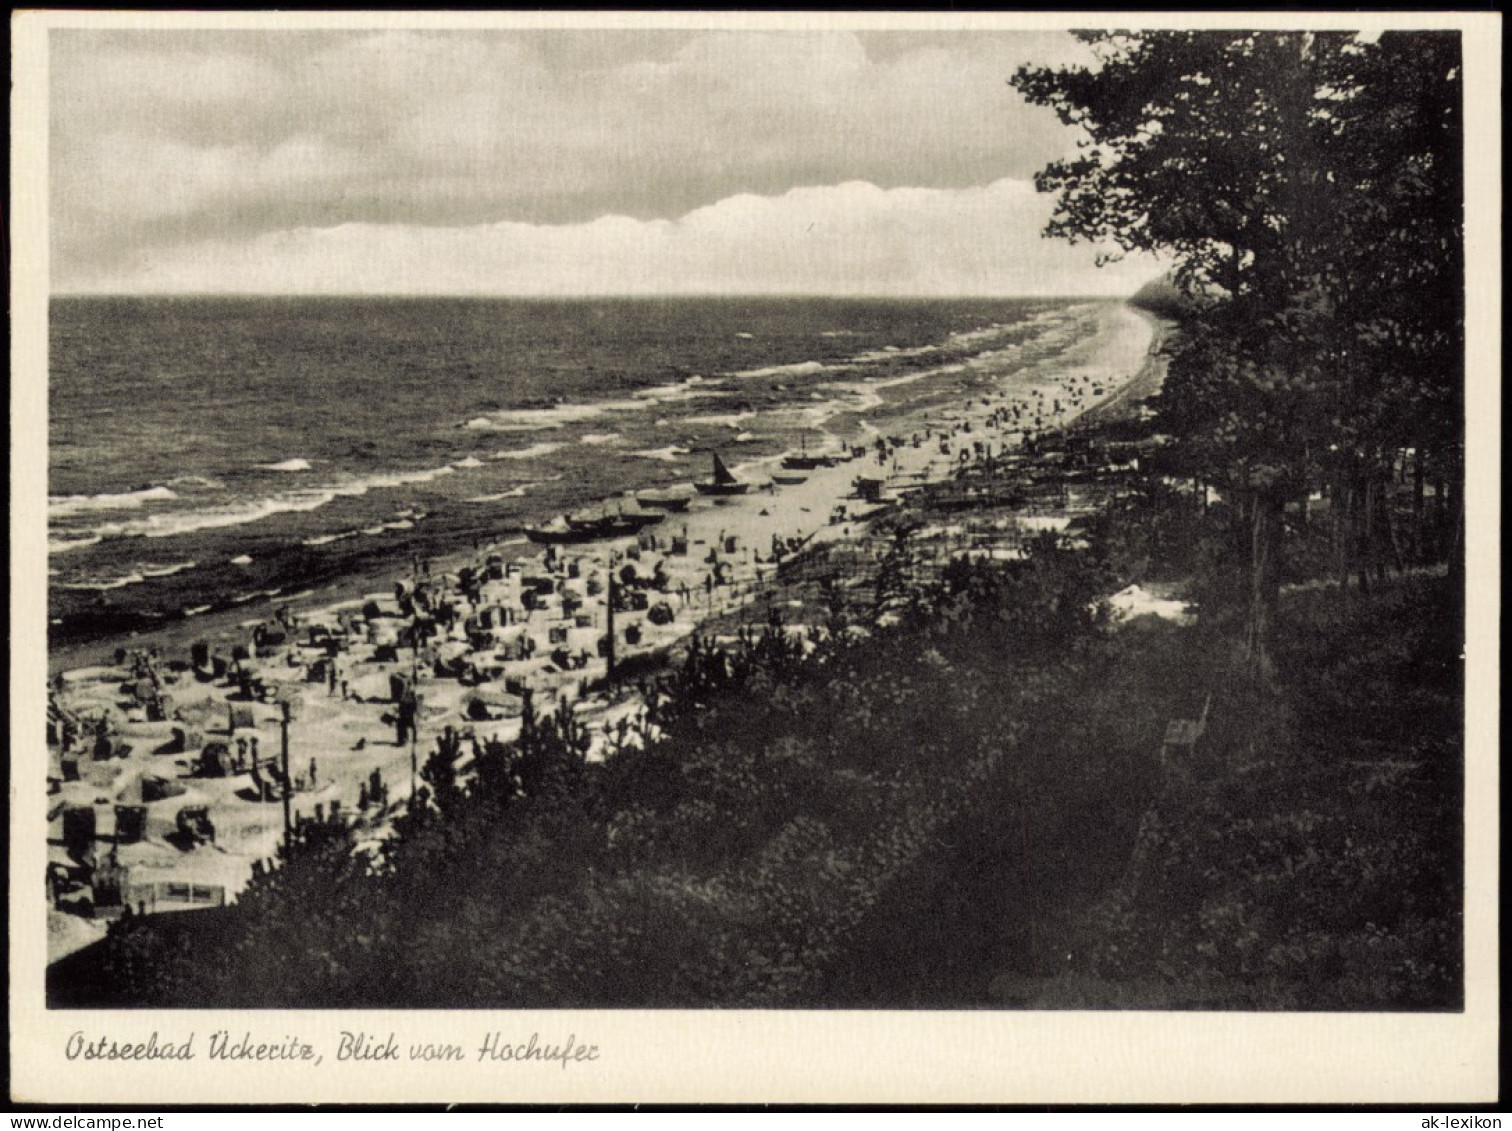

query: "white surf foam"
(71, 463), (461, 543)
(49, 485), (177, 517)
(139, 560), (198, 578)
(166, 474), (225, 491)
(685, 410), (756, 429)
(466, 486), (530, 503)
(463, 400), (634, 432)
(630, 446), (691, 462)
(48, 533), (103, 555)
(731, 360), (833, 380)
(489, 442), (564, 461)
(301, 531), (357, 547)
(59, 572), (145, 592)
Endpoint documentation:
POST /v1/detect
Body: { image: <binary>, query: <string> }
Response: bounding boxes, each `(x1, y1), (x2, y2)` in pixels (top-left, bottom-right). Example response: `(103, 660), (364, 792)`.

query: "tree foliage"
(1013, 30), (1465, 653)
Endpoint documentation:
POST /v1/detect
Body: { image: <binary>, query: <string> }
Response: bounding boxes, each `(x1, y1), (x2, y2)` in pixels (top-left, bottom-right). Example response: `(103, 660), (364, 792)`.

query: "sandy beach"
(46, 302), (1159, 963)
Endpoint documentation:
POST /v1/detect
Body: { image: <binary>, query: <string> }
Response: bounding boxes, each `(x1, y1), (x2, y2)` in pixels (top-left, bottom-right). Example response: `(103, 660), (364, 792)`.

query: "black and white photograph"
(10, 9), (1498, 1105)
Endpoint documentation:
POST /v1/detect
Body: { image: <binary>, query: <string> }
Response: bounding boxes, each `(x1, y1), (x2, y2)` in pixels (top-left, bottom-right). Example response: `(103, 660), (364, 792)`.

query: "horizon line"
(50, 290), (1137, 302)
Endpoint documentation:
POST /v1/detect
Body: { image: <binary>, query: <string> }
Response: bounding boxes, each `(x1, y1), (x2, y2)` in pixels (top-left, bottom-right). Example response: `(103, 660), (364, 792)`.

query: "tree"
(1013, 30), (1464, 663)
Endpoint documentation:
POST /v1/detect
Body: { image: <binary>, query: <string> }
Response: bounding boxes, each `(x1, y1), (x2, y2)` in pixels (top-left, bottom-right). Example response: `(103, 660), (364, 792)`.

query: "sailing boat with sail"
(693, 450), (751, 496)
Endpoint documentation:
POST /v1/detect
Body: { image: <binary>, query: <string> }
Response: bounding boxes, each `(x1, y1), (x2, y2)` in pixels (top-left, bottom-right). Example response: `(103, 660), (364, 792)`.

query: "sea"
(47, 295), (1127, 651)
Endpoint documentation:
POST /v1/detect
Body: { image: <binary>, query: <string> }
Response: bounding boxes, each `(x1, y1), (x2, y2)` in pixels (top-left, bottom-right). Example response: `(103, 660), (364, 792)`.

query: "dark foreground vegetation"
(55, 472), (1462, 1009)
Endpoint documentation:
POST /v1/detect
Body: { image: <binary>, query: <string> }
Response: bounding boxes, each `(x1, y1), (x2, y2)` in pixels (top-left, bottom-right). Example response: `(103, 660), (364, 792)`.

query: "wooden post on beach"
(279, 700), (292, 853)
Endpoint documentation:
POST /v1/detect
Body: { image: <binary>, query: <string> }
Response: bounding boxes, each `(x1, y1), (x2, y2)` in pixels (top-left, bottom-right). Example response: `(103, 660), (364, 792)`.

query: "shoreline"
(46, 302), (1161, 675)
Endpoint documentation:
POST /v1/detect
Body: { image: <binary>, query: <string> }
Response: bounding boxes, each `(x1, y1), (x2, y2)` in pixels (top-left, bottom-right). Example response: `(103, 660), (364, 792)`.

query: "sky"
(50, 27), (1160, 297)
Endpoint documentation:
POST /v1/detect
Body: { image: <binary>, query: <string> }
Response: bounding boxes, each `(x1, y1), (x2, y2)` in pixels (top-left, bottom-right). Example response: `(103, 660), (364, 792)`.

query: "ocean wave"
(580, 432), (621, 445)
(817, 382), (887, 414)
(630, 446), (691, 462)
(138, 491), (340, 539)
(49, 485), (177, 517)
(57, 560), (203, 591)
(869, 361), (966, 390)
(48, 533), (103, 555)
(59, 573), (144, 592)
(489, 442), (564, 461)
(231, 588), (282, 605)
(463, 401), (629, 432)
(632, 375), (720, 403)
(231, 555), (253, 565)
(466, 486), (530, 503)
(140, 560), (198, 579)
(259, 458), (312, 472)
(302, 531), (357, 547)
(852, 342), (942, 365)
(730, 360), (834, 380)
(684, 410), (756, 429)
(466, 385), (724, 435)
(451, 456), (484, 468)
(58, 463), (459, 545)
(165, 474), (226, 491)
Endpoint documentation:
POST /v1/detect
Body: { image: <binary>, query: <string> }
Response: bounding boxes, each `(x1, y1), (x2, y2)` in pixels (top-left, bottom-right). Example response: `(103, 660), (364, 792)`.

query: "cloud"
(63, 178), (1159, 297)
(51, 29), (1099, 290)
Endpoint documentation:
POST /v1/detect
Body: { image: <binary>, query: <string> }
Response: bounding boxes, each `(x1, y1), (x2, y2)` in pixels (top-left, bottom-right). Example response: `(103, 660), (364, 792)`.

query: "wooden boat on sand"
(635, 489), (692, 512)
(693, 452), (750, 496)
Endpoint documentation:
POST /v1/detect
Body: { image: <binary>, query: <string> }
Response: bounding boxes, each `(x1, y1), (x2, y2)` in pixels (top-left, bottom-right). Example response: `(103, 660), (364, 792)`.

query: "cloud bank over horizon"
(52, 28), (1154, 297)
(60, 178), (1158, 297)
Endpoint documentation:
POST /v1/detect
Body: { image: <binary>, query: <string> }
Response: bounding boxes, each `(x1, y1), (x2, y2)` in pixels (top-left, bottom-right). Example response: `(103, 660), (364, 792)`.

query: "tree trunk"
(1332, 476), (1351, 588)
(1380, 473), (1406, 575)
(1245, 491), (1283, 674)
(1371, 476), (1391, 582)
(1412, 447), (1426, 564)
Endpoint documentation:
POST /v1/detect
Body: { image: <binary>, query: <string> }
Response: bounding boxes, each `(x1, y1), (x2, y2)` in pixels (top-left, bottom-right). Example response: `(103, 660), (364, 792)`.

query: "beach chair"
(175, 806), (216, 847)
(114, 804), (148, 845)
(62, 805), (97, 860)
